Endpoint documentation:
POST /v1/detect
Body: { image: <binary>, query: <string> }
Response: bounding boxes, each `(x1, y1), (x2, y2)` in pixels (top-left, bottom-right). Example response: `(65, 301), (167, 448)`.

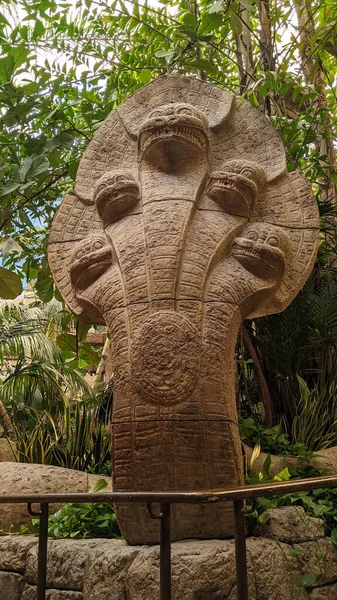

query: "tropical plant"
(7, 389), (111, 472)
(30, 479), (120, 538)
(1, 0), (337, 448)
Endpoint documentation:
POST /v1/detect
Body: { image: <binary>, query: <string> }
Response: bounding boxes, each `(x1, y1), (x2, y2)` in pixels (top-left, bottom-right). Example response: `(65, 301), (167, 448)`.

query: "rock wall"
(1, 507), (337, 599)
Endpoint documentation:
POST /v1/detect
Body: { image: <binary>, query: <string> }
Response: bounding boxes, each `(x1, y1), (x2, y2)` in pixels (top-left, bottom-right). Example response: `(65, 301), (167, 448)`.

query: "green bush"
(31, 479), (121, 539)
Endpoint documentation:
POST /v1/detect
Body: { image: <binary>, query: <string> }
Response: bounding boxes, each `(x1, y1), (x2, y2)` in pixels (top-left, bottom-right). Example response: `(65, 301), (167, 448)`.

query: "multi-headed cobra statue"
(48, 76), (319, 544)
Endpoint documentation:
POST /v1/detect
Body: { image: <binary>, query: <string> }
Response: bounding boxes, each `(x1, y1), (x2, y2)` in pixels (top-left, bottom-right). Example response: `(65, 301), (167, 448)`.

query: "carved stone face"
(69, 235), (113, 290)
(138, 102), (209, 168)
(94, 171), (140, 226)
(232, 224), (290, 281)
(208, 160), (267, 218)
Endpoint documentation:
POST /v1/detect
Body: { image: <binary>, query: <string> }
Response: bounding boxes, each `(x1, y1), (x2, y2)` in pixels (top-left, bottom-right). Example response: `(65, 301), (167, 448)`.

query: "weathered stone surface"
(48, 75), (319, 543)
(83, 539), (140, 600)
(247, 538), (308, 600)
(2, 536), (337, 600)
(0, 571), (24, 600)
(309, 583), (337, 599)
(254, 506), (325, 543)
(126, 539), (256, 600)
(0, 536), (38, 571)
(27, 539), (111, 591)
(0, 439), (16, 462)
(293, 539), (337, 587)
(22, 585), (83, 600)
(0, 463), (110, 533)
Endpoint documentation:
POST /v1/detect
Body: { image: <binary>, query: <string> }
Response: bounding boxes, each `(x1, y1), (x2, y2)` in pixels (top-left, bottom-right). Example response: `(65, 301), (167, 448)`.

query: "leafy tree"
(1, 0), (337, 445)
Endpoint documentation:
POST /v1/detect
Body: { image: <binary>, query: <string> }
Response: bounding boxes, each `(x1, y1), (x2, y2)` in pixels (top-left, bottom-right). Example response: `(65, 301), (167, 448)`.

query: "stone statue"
(48, 76), (319, 544)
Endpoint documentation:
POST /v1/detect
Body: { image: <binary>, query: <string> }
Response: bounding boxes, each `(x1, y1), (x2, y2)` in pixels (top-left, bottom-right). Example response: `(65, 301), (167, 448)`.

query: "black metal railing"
(3, 474), (337, 600)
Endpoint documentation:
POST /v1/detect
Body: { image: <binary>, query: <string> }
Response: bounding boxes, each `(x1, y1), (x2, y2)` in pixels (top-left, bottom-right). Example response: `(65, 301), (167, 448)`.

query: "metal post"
(233, 499), (248, 600)
(37, 503), (49, 600)
(160, 503), (172, 600)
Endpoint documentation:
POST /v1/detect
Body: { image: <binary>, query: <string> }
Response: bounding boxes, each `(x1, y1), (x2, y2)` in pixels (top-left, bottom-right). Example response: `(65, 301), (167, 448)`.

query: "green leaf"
(32, 20), (45, 39)
(273, 467), (290, 481)
(57, 333), (77, 353)
(208, 0), (224, 14)
(35, 274), (53, 302)
(262, 454), (271, 478)
(155, 50), (175, 59)
(90, 478), (108, 493)
(330, 528), (337, 545)
(301, 572), (317, 587)
(0, 183), (21, 197)
(0, 266), (22, 299)
(188, 59), (215, 73)
(68, 160), (79, 181)
(230, 13), (243, 35)
(138, 69), (152, 84)
(290, 548), (302, 558)
(239, 0), (255, 12)
(257, 511), (271, 524)
(9, 45), (30, 69)
(79, 345), (100, 365)
(0, 55), (14, 82)
(0, 237), (23, 260)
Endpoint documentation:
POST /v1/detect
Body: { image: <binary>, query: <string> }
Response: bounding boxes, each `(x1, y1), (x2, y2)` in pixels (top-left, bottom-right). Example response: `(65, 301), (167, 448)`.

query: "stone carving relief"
(48, 76), (319, 544)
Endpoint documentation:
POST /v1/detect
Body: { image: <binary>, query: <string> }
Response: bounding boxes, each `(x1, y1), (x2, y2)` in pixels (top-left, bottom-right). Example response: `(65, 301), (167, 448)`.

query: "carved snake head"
(138, 103), (209, 168)
(93, 171), (140, 226)
(232, 224), (290, 282)
(208, 160), (267, 218)
(69, 234), (113, 291)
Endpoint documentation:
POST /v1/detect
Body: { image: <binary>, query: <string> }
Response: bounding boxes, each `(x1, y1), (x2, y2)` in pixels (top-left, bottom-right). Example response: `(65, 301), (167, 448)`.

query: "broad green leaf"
(0, 12), (9, 26)
(257, 511), (271, 524)
(0, 55), (14, 82)
(155, 50), (175, 59)
(0, 237), (23, 260)
(90, 478), (108, 493)
(35, 273), (54, 302)
(9, 45), (30, 69)
(273, 468), (290, 481)
(33, 20), (45, 39)
(57, 333), (77, 353)
(301, 572), (317, 587)
(239, 0), (255, 12)
(230, 13), (243, 35)
(0, 183), (21, 197)
(0, 266), (22, 299)
(208, 0), (224, 14)
(138, 69), (152, 84)
(188, 59), (215, 73)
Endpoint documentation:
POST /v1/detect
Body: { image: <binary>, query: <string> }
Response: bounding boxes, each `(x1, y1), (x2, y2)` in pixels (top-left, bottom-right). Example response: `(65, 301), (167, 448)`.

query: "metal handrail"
(3, 474), (337, 600)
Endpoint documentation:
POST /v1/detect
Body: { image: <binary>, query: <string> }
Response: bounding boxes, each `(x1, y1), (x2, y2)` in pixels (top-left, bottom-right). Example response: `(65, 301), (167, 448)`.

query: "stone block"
(247, 538), (308, 600)
(309, 583), (337, 599)
(0, 463), (110, 533)
(22, 585), (83, 600)
(0, 571), (24, 600)
(254, 506), (325, 543)
(126, 539), (256, 600)
(0, 439), (16, 462)
(293, 539), (337, 588)
(27, 539), (111, 591)
(0, 536), (38, 572)
(83, 539), (140, 600)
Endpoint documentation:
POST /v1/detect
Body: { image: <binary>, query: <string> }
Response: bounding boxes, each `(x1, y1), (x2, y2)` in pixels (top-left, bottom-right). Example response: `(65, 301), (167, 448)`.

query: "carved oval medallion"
(132, 312), (201, 406)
